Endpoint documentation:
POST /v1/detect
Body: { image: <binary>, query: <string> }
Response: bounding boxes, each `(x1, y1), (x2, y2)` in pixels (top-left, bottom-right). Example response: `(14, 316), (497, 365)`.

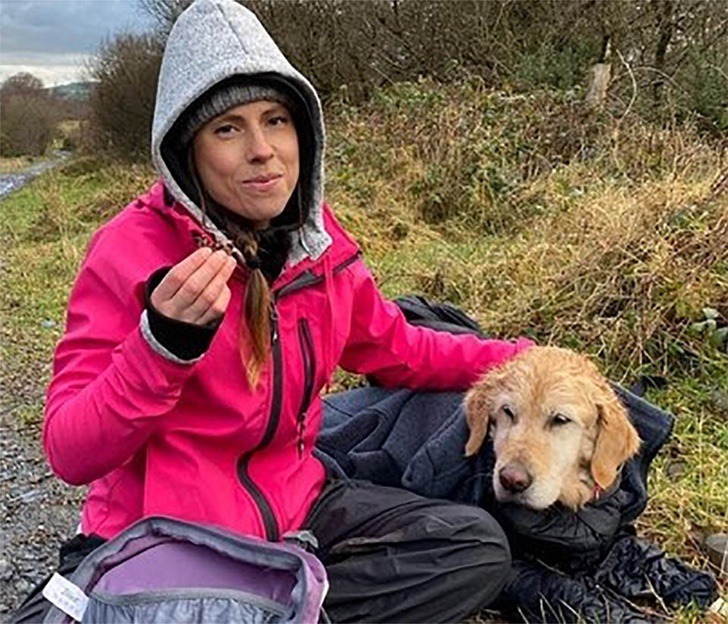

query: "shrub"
(87, 33), (164, 161)
(0, 73), (57, 157)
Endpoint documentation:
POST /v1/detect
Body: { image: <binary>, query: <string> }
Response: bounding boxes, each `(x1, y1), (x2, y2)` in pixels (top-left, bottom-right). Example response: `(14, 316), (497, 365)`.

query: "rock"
(0, 559), (13, 581)
(709, 597), (728, 618)
(666, 459), (687, 479)
(15, 578), (32, 595)
(18, 489), (43, 504)
(0, 413), (84, 615)
(704, 533), (727, 575)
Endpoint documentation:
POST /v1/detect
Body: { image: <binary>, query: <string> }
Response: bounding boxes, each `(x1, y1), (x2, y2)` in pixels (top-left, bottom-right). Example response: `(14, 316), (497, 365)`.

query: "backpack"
(41, 516), (328, 624)
(393, 295), (485, 337)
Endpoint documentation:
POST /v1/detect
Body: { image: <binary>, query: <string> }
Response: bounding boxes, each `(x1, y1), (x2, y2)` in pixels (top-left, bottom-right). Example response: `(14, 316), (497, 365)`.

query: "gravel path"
(1, 152), (83, 617)
(0, 413), (83, 617)
(0, 151), (70, 200)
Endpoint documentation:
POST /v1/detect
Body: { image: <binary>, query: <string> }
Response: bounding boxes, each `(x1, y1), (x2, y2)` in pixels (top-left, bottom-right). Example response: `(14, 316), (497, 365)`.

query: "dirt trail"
(0, 151), (70, 199)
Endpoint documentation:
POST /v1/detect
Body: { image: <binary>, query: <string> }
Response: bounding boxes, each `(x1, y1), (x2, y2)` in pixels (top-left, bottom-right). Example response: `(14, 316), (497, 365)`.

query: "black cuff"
(145, 267), (220, 361)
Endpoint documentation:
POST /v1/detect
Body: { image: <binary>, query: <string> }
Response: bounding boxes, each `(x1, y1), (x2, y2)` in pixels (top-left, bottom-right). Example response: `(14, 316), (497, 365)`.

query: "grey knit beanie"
(178, 77), (296, 146)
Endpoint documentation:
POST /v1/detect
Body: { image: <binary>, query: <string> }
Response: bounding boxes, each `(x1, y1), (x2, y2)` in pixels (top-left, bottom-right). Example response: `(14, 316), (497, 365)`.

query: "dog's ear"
(591, 382), (641, 489)
(463, 372), (502, 456)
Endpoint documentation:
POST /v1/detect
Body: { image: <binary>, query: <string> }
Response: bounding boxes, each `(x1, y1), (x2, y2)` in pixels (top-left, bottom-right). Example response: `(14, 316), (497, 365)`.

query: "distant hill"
(48, 82), (95, 101)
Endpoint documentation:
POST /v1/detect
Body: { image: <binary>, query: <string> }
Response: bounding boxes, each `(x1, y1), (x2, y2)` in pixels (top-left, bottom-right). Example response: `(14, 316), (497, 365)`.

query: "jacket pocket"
(296, 318), (316, 458)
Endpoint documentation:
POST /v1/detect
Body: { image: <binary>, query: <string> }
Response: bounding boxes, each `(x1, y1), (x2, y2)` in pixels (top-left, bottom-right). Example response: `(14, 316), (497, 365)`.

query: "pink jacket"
(43, 181), (532, 541)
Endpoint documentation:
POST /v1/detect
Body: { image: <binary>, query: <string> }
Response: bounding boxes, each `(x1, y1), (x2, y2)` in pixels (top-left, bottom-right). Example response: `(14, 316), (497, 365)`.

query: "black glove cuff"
(145, 267), (220, 361)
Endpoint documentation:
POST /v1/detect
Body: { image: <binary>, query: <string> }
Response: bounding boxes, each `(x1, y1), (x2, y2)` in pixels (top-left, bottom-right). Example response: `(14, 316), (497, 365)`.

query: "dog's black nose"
(499, 463), (532, 493)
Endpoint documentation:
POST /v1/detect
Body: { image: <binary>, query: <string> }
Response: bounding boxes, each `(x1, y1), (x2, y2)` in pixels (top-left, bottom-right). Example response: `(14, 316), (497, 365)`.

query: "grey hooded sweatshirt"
(151, 0), (332, 266)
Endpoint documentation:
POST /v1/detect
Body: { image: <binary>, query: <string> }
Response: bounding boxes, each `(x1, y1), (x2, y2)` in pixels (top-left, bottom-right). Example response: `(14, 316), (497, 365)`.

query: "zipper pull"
(297, 416), (306, 459)
(269, 302), (279, 345)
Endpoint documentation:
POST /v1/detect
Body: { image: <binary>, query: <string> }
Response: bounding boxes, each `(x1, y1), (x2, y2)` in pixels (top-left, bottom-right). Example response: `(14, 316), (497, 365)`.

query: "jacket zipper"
(236, 303), (282, 542)
(296, 318), (315, 458)
(275, 252), (360, 300)
(234, 252), (359, 542)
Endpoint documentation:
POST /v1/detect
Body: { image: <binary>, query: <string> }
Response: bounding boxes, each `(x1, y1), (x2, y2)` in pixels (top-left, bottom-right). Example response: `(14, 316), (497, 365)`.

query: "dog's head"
(464, 346), (640, 510)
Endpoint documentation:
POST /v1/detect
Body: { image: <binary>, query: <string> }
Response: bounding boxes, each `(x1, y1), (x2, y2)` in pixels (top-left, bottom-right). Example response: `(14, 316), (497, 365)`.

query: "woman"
(14, 0), (533, 621)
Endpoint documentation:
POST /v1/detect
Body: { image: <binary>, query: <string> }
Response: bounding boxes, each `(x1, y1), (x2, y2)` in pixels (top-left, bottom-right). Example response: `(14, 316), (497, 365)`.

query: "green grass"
(0, 158), (155, 421)
(641, 370), (728, 555)
(1, 79), (725, 621)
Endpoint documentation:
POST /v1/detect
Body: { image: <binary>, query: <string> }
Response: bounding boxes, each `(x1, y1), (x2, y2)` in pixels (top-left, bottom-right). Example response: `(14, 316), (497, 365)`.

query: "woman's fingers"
(195, 284), (232, 327)
(152, 249), (238, 324)
(152, 247), (214, 305)
(173, 250), (230, 308)
(184, 255), (237, 323)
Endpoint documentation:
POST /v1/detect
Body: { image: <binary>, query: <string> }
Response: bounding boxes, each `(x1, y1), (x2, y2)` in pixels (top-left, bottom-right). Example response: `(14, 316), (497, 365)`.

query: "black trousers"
(306, 479), (510, 623)
(12, 479), (510, 624)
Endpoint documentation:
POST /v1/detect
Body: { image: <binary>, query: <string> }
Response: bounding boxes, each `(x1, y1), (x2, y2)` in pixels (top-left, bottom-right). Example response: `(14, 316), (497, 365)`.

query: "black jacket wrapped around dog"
(316, 296), (718, 623)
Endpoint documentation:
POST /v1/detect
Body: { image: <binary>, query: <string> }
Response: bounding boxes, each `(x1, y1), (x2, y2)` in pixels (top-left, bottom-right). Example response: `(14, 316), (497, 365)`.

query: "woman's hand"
(151, 247), (238, 326)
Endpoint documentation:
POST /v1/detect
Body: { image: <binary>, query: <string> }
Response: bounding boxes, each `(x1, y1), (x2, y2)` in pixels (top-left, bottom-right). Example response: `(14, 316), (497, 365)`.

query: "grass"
(0, 158), (155, 424)
(0, 156), (39, 174)
(640, 372), (728, 555)
(1, 79), (725, 622)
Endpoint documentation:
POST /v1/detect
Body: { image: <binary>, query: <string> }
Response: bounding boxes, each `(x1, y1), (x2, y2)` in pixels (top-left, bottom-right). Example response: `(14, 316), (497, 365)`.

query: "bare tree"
(124, 0), (726, 130)
(1, 72), (45, 96)
(0, 73), (57, 157)
(139, 0), (193, 32)
(87, 33), (165, 160)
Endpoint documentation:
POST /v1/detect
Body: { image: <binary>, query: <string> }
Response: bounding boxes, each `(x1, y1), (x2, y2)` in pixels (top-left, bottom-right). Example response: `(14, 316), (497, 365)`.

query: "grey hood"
(151, 0), (331, 266)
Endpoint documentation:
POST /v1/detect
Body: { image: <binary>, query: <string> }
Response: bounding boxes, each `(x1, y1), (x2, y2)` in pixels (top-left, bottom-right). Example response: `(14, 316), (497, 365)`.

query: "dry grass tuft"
(0, 156), (37, 174)
(328, 78), (727, 382)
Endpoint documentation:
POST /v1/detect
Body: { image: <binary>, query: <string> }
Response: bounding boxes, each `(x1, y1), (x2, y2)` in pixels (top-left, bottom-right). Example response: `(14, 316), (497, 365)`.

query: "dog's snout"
(499, 463), (533, 493)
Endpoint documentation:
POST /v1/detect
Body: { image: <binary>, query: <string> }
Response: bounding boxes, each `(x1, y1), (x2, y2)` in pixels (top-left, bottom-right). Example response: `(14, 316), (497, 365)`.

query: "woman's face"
(193, 100), (299, 229)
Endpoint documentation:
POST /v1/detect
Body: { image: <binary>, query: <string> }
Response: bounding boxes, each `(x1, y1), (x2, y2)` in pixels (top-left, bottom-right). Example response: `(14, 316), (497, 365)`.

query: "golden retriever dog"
(463, 346), (641, 510)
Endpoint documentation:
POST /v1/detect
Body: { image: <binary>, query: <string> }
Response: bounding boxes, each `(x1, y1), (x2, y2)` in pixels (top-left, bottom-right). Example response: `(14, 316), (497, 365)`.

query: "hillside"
(47, 81), (94, 101)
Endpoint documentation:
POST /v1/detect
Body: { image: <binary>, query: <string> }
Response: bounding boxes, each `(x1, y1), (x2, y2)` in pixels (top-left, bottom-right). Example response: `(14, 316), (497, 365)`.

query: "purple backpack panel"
(42, 516), (328, 624)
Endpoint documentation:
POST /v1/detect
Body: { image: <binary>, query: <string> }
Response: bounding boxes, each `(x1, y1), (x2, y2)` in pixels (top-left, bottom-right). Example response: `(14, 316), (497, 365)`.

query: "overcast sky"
(0, 0), (155, 86)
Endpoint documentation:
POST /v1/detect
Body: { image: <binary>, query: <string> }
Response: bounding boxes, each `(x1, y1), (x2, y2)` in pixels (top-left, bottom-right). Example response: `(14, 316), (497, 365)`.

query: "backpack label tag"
(42, 572), (88, 622)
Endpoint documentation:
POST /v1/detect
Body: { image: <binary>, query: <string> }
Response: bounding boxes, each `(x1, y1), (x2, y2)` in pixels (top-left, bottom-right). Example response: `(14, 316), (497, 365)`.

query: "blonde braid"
(236, 231), (271, 388)
(189, 151), (271, 388)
